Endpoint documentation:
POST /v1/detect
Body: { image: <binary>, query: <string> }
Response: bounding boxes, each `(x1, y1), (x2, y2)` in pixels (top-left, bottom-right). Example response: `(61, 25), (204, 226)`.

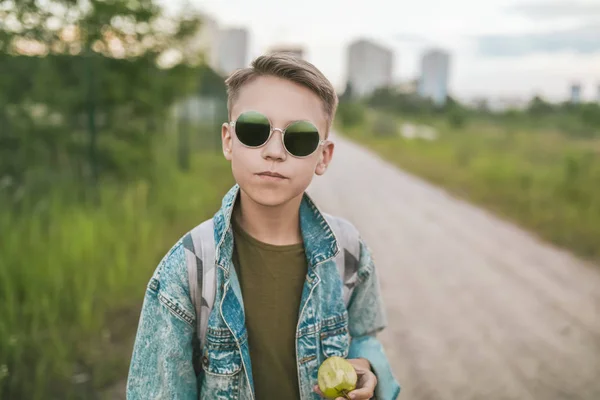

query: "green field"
(340, 111), (600, 262)
(0, 1), (234, 397)
(0, 151), (233, 399)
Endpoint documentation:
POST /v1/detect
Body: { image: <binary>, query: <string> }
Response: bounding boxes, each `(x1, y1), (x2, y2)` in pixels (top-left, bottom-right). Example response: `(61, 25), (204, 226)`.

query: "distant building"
(418, 49), (451, 107)
(217, 28), (249, 75)
(346, 39), (394, 97)
(187, 13), (220, 69)
(570, 83), (582, 104)
(268, 45), (305, 59)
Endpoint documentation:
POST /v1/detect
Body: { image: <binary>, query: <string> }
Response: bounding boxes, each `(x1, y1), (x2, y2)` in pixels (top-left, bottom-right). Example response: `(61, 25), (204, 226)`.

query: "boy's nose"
(261, 129), (287, 161)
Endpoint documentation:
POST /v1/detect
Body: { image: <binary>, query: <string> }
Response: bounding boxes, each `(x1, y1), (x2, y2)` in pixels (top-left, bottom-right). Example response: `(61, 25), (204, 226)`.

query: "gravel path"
(307, 133), (600, 400)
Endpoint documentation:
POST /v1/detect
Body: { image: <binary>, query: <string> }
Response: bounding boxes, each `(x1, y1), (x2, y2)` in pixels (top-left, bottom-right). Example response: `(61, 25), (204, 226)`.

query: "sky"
(167, 0), (600, 102)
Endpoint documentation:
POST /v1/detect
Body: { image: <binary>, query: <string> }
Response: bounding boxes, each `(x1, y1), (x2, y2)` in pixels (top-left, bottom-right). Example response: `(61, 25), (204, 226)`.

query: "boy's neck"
(233, 189), (303, 246)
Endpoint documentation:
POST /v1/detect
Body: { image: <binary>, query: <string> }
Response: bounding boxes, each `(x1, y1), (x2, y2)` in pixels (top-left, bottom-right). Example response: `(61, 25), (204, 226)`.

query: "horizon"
(161, 0), (600, 103)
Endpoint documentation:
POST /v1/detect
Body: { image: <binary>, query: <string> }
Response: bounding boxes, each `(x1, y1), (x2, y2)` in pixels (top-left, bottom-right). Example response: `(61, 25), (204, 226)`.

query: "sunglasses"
(230, 111), (325, 158)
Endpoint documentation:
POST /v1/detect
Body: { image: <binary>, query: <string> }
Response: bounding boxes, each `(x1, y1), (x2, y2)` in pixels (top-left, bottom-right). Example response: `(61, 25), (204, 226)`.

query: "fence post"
(178, 99), (190, 171)
(85, 47), (98, 184)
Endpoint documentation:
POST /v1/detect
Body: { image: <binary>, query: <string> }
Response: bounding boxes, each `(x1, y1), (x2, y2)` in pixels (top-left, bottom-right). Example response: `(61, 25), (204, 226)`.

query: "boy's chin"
(241, 184), (306, 208)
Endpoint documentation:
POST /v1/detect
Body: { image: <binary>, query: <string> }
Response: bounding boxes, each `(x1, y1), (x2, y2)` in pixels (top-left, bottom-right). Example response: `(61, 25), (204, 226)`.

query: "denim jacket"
(127, 184), (401, 399)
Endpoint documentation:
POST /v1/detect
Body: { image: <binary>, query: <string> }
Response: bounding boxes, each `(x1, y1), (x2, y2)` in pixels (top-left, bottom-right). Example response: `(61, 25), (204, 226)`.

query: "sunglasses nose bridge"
(268, 127), (286, 147)
(260, 126), (287, 159)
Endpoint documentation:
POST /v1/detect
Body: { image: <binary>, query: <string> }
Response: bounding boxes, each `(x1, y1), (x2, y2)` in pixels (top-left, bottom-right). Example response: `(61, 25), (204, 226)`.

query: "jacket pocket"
(157, 289), (195, 327)
(320, 315), (351, 359)
(200, 327), (244, 399)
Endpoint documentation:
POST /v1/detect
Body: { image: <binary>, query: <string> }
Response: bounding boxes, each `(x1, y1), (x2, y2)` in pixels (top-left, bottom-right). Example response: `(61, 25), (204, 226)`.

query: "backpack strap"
(185, 219), (216, 347)
(324, 214), (361, 306)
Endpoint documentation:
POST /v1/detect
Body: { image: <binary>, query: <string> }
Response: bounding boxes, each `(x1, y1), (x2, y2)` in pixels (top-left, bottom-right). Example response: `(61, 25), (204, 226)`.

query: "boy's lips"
(256, 171), (288, 179)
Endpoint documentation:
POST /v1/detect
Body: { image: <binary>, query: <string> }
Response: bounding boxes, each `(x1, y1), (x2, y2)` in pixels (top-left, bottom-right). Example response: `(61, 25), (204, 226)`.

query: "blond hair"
(225, 53), (338, 131)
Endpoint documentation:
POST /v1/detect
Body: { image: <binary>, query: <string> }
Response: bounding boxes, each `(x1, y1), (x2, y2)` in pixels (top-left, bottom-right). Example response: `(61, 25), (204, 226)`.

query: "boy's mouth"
(256, 171), (288, 179)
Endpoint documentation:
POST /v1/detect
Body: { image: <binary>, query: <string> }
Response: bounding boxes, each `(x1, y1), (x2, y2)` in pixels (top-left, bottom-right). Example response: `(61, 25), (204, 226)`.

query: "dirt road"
(307, 133), (600, 400)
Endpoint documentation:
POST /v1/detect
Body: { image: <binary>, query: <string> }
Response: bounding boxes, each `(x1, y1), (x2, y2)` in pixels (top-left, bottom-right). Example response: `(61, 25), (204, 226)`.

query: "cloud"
(510, 1), (600, 20)
(476, 24), (600, 56)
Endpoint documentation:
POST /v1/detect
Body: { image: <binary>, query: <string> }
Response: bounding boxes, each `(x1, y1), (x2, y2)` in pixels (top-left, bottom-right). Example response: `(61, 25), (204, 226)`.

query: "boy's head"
(222, 54), (338, 208)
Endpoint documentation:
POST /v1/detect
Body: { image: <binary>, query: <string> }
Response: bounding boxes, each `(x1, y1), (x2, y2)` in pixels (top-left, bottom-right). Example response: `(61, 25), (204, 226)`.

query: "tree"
(198, 65), (227, 100)
(368, 87), (396, 109)
(340, 81), (354, 102)
(528, 95), (554, 116)
(580, 103), (600, 133)
(336, 101), (366, 128)
(0, 0), (208, 188)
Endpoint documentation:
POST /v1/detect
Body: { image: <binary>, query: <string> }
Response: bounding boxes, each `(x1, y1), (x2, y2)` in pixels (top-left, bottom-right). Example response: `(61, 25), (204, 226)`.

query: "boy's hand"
(313, 358), (377, 399)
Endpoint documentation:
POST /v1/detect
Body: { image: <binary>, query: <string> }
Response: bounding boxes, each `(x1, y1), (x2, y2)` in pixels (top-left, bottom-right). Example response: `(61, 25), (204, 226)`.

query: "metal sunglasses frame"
(229, 111), (326, 158)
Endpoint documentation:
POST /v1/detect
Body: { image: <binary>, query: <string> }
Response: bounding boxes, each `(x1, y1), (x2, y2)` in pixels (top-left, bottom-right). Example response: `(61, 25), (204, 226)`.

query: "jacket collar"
(212, 184), (339, 269)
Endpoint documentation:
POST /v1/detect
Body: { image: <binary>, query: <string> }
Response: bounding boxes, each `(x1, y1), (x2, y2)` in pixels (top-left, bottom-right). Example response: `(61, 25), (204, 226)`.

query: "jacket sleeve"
(126, 241), (199, 400)
(347, 237), (401, 400)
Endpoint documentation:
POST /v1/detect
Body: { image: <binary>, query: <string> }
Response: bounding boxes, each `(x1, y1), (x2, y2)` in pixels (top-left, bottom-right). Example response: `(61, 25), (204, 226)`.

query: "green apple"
(317, 356), (358, 399)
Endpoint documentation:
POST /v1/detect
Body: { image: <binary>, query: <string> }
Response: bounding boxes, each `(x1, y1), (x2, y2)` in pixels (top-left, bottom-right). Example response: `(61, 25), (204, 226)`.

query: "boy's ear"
(222, 123), (233, 161)
(315, 140), (334, 176)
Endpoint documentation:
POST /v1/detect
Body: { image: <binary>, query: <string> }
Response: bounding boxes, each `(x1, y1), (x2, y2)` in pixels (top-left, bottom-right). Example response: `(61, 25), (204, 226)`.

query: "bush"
(371, 116), (398, 137)
(336, 101), (366, 128)
(448, 109), (467, 129)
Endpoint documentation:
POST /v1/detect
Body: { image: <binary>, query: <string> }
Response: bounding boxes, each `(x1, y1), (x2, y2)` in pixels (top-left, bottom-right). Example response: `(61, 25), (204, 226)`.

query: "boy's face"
(222, 75), (334, 207)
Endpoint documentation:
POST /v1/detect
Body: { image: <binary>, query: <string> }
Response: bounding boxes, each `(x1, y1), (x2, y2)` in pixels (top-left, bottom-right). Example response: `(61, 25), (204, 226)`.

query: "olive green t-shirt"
(231, 217), (307, 400)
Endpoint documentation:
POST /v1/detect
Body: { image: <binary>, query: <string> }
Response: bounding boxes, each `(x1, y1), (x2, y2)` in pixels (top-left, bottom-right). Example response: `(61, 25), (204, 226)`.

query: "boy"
(127, 54), (401, 400)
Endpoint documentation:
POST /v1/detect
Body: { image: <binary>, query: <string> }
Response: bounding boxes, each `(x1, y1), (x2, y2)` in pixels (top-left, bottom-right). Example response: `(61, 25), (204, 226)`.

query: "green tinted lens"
(284, 121), (320, 157)
(235, 111), (271, 147)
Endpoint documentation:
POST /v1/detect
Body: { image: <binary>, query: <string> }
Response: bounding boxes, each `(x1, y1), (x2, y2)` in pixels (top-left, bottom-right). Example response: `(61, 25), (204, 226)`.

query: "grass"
(0, 149), (234, 399)
(340, 110), (600, 262)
